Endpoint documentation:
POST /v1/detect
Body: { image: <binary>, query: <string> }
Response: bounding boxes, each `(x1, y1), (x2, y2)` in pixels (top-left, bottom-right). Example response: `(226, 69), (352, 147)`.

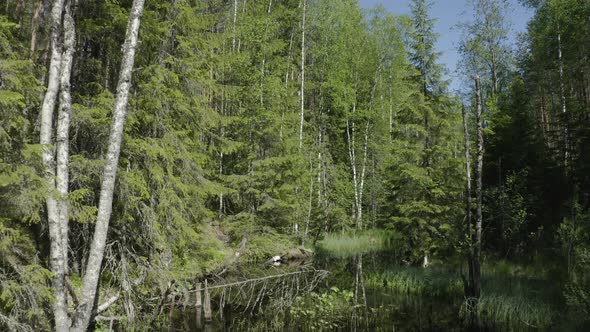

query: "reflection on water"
(163, 253), (576, 332)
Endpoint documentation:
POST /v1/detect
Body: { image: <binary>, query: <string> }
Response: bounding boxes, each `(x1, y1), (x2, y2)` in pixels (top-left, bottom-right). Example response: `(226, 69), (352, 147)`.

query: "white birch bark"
(462, 105), (472, 239)
(389, 86), (393, 142)
(280, 28), (295, 139)
(56, 0), (75, 280)
(346, 100), (369, 230)
(557, 25), (569, 168)
(346, 115), (358, 223)
(237, 0), (247, 52)
(473, 75), (484, 298)
(72, 0), (145, 330)
(298, 0), (306, 151)
(462, 104), (476, 295)
(303, 152), (314, 244)
(40, 0), (67, 329)
(357, 121), (369, 230)
(232, 0), (238, 51)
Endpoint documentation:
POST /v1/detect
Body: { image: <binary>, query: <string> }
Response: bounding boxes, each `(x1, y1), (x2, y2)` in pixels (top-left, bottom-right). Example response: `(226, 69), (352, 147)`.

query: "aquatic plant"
(460, 270), (557, 330)
(316, 230), (399, 257)
(461, 294), (553, 330)
(290, 287), (354, 330)
(366, 267), (464, 298)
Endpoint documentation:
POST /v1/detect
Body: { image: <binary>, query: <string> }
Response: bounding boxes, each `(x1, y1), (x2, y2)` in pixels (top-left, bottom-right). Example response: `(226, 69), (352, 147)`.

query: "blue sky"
(358, 0), (534, 91)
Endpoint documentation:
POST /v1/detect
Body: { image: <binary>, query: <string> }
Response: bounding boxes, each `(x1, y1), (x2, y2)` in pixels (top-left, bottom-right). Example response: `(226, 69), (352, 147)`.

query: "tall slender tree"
(473, 75), (484, 298)
(72, 0), (145, 330)
(39, 0), (68, 329)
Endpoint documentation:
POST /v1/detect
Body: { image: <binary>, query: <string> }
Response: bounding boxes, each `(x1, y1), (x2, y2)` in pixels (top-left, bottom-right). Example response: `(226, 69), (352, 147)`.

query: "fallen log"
(265, 247), (314, 266)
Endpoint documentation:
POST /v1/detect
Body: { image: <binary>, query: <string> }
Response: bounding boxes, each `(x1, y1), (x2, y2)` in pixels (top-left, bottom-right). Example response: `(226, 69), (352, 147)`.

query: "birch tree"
(459, 0), (512, 97)
(472, 75), (484, 298)
(56, 0), (75, 280)
(39, 0), (68, 329)
(298, 0), (306, 151)
(72, 0), (145, 329)
(462, 104), (475, 296)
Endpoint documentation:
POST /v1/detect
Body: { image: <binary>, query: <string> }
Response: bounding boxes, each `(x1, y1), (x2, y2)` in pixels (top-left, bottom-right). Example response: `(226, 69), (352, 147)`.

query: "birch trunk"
(56, 0), (75, 281)
(357, 122), (369, 230)
(232, 0), (238, 51)
(462, 104), (475, 296)
(557, 26), (569, 169)
(298, 0), (306, 151)
(473, 75), (484, 298)
(389, 86), (393, 142)
(72, 0), (145, 330)
(346, 102), (368, 230)
(303, 152), (314, 244)
(40, 0), (67, 329)
(346, 116), (358, 222)
(491, 49), (498, 97)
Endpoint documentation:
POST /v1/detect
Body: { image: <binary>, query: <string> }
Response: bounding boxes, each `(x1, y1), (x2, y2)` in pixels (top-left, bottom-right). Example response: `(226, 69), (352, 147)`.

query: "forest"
(0, 0), (589, 330)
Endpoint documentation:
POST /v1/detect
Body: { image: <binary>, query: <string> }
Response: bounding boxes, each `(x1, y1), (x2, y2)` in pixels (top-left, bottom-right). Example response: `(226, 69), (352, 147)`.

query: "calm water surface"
(166, 253), (579, 331)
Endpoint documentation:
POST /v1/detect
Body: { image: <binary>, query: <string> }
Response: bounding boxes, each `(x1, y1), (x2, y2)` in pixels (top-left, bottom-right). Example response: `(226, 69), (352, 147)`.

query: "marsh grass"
(316, 230), (399, 257)
(365, 262), (556, 330)
(461, 267), (557, 330)
(463, 294), (553, 330)
(366, 267), (464, 298)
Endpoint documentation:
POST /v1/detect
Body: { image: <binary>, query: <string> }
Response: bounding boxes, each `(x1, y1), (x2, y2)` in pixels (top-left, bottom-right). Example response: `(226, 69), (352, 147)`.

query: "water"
(160, 252), (581, 331)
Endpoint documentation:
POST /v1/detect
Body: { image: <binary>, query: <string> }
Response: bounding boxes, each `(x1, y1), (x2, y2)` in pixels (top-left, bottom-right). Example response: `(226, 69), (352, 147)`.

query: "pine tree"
(384, 0), (464, 264)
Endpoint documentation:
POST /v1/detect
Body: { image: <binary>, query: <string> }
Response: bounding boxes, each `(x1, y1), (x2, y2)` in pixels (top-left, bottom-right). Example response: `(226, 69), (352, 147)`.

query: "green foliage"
(0, 223), (53, 331)
(0, 13), (50, 330)
(382, 1), (464, 262)
(484, 171), (530, 255)
(7, 0), (587, 328)
(224, 213), (293, 262)
(290, 287), (354, 330)
(556, 203), (590, 321)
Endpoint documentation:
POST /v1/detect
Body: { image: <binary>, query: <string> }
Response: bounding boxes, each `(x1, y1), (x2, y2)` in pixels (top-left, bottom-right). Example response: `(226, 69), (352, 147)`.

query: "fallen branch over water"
(147, 267), (329, 301)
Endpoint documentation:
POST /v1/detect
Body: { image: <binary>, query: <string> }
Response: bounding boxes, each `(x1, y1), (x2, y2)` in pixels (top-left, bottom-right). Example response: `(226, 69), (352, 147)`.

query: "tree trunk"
(357, 121), (369, 230)
(232, 0), (238, 51)
(557, 25), (569, 170)
(346, 102), (368, 231)
(303, 152), (314, 244)
(473, 75), (484, 299)
(29, 0), (45, 56)
(40, 0), (67, 330)
(462, 104), (474, 297)
(56, 0), (75, 280)
(491, 49), (498, 97)
(346, 115), (358, 222)
(298, 0), (306, 151)
(389, 85), (393, 142)
(71, 0), (145, 330)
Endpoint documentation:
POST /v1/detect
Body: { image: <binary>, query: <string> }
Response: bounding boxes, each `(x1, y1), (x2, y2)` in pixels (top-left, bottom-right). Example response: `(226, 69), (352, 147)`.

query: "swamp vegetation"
(1, 0), (590, 330)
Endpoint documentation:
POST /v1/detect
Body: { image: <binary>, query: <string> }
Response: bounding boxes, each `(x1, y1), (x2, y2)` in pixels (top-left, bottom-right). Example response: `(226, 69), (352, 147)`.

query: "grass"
(364, 261), (557, 330)
(315, 230), (398, 257)
(461, 294), (554, 330)
(366, 266), (464, 298)
(460, 267), (557, 330)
